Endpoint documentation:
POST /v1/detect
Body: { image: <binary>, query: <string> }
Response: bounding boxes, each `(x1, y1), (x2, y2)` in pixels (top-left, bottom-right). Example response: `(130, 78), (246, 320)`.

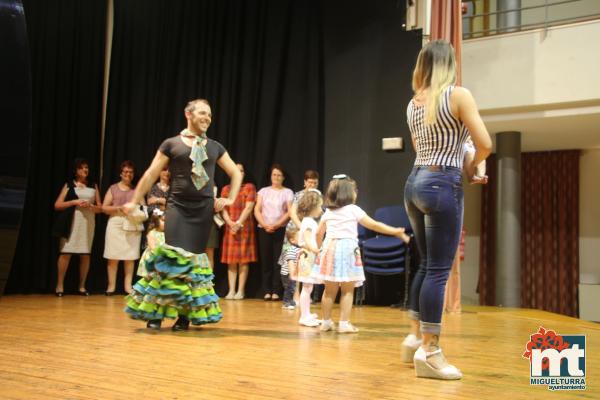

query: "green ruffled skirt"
(125, 243), (222, 325)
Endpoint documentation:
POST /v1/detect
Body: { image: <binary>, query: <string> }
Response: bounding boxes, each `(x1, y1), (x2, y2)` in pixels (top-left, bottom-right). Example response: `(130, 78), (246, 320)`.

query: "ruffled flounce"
(310, 238), (365, 287)
(125, 244), (222, 325)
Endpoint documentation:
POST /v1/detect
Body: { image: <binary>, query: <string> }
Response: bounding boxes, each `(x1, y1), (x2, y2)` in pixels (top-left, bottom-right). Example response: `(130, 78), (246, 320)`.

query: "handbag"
(122, 205), (148, 232)
(51, 181), (78, 238)
(213, 213), (225, 228)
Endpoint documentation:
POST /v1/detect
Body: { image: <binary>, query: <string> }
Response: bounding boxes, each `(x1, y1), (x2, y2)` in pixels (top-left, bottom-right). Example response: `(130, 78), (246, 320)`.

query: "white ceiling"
(482, 106), (600, 152)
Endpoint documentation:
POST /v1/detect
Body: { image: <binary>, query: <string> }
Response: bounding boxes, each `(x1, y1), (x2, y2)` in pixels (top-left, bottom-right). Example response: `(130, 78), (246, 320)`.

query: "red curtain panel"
(479, 151), (580, 316)
(478, 154), (496, 305)
(520, 150), (580, 316)
(430, 0), (463, 85)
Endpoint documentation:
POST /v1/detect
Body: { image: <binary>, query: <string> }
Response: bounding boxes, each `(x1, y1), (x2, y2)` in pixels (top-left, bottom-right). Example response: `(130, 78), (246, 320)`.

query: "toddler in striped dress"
(280, 226), (300, 309)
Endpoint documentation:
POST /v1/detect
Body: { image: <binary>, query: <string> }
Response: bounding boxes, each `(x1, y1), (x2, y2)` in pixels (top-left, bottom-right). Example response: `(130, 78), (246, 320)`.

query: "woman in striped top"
(401, 40), (492, 380)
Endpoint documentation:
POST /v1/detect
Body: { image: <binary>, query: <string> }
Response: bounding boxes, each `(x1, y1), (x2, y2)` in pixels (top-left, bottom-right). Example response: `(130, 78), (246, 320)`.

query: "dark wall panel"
(323, 0), (421, 214)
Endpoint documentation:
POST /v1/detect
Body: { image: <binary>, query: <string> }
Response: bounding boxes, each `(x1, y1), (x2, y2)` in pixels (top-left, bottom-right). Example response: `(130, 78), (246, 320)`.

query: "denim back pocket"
(414, 172), (449, 213)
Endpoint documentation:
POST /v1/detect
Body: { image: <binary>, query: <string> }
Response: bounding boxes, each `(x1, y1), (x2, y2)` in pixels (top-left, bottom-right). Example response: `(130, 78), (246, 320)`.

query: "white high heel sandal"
(413, 347), (462, 380)
(400, 334), (422, 363)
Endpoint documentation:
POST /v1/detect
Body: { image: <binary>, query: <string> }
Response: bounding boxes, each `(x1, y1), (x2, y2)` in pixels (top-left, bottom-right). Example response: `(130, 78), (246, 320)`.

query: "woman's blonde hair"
(412, 40), (456, 125)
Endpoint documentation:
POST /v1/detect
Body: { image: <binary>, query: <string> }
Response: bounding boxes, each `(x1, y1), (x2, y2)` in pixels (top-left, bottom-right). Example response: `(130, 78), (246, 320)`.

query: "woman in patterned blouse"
(220, 163), (257, 299)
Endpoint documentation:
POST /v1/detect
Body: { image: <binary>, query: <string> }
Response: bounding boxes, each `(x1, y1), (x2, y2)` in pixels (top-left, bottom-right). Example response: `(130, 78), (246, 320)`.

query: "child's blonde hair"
(297, 191), (322, 220)
(285, 224), (299, 242)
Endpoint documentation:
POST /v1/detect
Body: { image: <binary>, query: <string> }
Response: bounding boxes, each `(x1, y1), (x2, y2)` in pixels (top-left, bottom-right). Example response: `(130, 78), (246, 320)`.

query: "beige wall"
(521, 0), (600, 26)
(462, 19), (600, 111)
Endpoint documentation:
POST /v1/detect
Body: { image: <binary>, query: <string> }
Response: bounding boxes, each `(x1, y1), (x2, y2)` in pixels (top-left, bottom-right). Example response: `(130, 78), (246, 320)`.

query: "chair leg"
(354, 284), (365, 306)
(357, 246), (365, 306)
(360, 280), (366, 305)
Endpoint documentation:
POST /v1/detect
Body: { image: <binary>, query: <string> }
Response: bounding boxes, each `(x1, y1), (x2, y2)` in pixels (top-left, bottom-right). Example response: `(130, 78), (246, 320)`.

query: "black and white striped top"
(407, 86), (470, 168)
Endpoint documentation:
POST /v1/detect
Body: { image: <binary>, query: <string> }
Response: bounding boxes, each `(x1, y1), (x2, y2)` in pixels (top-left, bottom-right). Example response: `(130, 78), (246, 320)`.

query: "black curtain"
(7, 0), (419, 300)
(103, 0), (324, 190)
(103, 0), (324, 297)
(6, 0), (107, 293)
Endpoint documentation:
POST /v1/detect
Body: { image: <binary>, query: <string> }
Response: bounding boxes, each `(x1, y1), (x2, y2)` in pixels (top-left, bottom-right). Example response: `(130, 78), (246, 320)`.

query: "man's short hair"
(184, 99), (211, 113)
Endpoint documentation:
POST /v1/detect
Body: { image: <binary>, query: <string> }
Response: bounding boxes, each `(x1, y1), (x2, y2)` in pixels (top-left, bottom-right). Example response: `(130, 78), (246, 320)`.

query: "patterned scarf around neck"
(181, 129), (209, 190)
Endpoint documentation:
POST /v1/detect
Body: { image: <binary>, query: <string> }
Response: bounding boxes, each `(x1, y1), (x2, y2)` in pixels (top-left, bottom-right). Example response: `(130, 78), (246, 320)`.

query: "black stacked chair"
(356, 205), (413, 307)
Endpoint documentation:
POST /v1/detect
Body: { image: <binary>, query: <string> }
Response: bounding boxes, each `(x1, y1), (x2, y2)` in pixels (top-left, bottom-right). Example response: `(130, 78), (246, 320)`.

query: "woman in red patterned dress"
(220, 163), (257, 299)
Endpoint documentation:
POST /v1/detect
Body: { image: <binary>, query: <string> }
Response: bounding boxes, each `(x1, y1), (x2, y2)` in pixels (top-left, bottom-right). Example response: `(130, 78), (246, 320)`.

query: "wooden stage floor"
(0, 295), (597, 399)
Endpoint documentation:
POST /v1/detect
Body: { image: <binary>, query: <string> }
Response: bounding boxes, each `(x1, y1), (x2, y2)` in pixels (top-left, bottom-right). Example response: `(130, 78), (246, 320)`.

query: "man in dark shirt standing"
(124, 99), (241, 331)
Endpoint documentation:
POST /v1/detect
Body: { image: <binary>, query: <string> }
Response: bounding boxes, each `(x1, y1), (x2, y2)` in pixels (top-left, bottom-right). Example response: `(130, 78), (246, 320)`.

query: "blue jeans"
(404, 166), (464, 335)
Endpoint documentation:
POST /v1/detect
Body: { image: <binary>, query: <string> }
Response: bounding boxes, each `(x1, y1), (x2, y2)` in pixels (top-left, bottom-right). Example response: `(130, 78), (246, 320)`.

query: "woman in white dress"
(103, 160), (143, 295)
(53, 158), (102, 296)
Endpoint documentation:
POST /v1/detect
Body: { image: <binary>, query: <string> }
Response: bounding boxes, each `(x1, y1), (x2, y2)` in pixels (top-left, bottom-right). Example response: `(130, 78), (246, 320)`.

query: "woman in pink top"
(102, 160), (143, 295)
(254, 164), (294, 300)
